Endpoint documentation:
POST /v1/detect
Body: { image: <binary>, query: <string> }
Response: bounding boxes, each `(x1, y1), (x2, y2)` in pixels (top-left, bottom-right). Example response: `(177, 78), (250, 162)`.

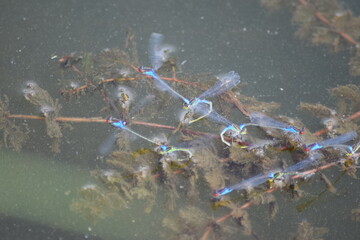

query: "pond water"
(1, 0), (360, 239)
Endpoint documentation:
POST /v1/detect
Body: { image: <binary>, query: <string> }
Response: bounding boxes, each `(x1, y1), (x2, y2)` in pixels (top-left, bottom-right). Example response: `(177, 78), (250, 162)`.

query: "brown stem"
(297, 0), (359, 46)
(314, 110), (360, 136)
(224, 91), (250, 117)
(6, 114), (219, 138)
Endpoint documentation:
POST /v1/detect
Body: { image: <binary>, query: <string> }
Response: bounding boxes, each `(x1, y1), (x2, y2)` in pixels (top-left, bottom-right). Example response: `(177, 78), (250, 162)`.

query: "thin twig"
(297, 0), (359, 46)
(314, 110), (360, 136)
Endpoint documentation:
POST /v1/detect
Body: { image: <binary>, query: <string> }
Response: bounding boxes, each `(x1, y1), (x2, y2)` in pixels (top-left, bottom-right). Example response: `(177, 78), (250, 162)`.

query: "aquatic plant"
(0, 95), (28, 150)
(292, 220), (328, 240)
(262, 0), (360, 76)
(1, 28), (359, 240)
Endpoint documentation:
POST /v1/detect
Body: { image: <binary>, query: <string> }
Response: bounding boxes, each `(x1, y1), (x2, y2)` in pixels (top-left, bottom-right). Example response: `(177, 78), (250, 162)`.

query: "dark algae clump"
(2, 19), (360, 239)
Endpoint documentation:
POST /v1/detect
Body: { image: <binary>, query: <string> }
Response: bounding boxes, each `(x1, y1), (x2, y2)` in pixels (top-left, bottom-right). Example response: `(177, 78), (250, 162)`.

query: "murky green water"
(1, 0), (360, 239)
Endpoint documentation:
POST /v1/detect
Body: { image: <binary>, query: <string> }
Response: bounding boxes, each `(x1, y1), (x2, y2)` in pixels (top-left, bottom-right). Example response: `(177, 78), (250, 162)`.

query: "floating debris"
(0, 95), (28, 150)
(351, 208), (360, 222)
(298, 102), (336, 119)
(319, 172), (337, 193)
(291, 220), (328, 240)
(23, 82), (63, 152)
(329, 84), (360, 114)
(261, 0), (360, 76)
(70, 184), (128, 223)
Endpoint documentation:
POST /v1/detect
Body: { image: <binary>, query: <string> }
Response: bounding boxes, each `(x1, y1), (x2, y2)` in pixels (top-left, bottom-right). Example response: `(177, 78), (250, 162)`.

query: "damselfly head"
(240, 128), (247, 135)
(299, 127), (305, 135)
(138, 66), (145, 73)
(290, 125), (305, 135)
(106, 116), (124, 125)
(138, 66), (153, 74)
(160, 145), (169, 151)
(212, 192), (220, 197)
(213, 187), (232, 197)
(105, 116), (113, 123)
(183, 102), (190, 110)
(267, 172), (276, 179)
(303, 143), (312, 152)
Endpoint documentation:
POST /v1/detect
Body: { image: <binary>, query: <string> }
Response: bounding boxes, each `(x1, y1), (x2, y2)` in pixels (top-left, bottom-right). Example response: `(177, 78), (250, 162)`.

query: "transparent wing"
(250, 112), (289, 129)
(307, 131), (357, 152)
(284, 152), (322, 173)
(98, 129), (119, 156)
(197, 71), (240, 99)
(195, 106), (234, 126)
(148, 33), (164, 70)
(152, 74), (189, 103)
(317, 131), (357, 148)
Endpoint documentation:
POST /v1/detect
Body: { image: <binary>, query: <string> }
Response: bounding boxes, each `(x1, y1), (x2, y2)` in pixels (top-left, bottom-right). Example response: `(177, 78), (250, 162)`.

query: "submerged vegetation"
(0, 95), (28, 150)
(1, 2), (360, 238)
(261, 0), (360, 77)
